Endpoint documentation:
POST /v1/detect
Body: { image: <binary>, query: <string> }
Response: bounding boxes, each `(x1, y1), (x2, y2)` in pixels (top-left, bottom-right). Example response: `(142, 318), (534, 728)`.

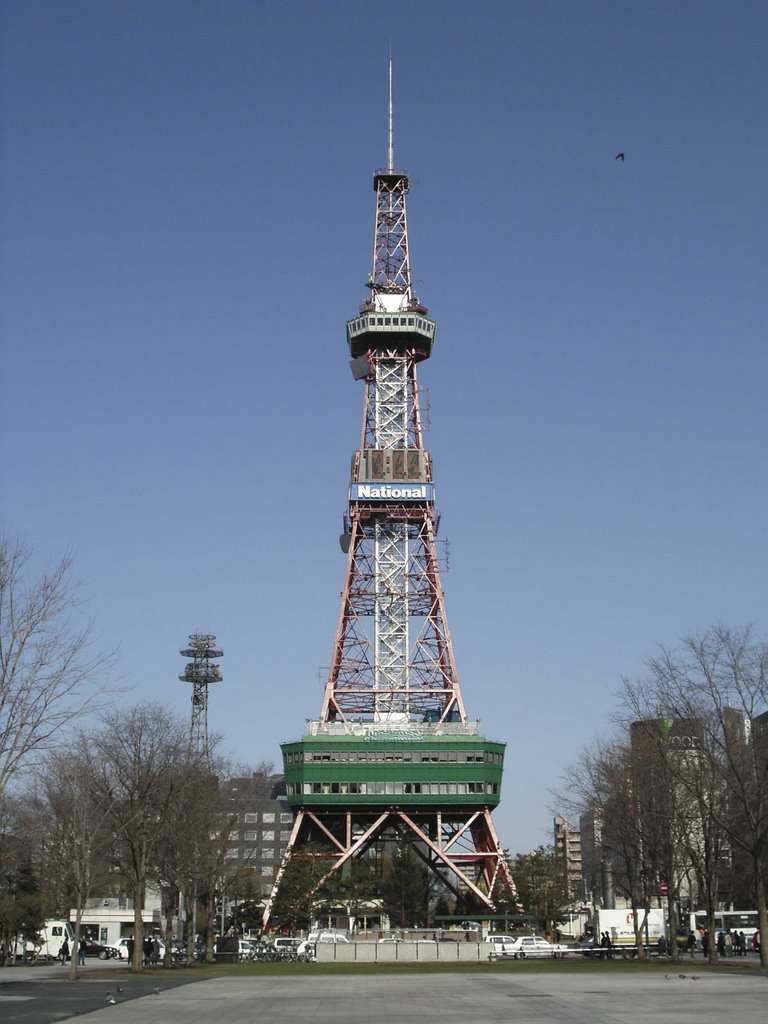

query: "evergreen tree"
(0, 861), (46, 961)
(511, 845), (570, 932)
(270, 847), (335, 932)
(381, 842), (429, 928)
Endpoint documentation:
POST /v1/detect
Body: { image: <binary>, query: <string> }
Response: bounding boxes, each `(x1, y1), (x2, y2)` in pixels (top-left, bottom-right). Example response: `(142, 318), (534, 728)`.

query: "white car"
(296, 931), (352, 959)
(488, 935), (556, 960)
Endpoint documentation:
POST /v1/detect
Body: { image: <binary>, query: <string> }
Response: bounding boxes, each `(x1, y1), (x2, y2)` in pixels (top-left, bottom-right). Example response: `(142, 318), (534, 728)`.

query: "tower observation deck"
(263, 65), (517, 928)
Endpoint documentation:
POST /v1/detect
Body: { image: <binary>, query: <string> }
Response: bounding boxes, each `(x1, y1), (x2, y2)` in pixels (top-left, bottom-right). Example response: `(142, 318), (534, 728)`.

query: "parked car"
(237, 940), (256, 962)
(114, 936), (167, 960)
(296, 931), (351, 959)
(272, 937), (302, 953)
(81, 938), (119, 960)
(488, 935), (556, 960)
(577, 937), (607, 958)
(486, 934), (515, 953)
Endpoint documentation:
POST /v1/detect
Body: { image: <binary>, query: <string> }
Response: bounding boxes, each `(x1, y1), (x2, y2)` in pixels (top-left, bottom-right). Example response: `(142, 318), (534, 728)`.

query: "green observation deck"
(282, 722), (505, 809)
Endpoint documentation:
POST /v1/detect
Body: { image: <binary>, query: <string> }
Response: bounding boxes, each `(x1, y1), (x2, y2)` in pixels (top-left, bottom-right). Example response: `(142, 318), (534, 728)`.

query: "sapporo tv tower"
(264, 63), (517, 927)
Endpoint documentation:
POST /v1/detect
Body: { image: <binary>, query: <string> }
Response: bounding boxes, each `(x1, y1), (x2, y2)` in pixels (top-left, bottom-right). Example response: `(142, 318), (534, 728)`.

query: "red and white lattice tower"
(263, 62), (517, 928)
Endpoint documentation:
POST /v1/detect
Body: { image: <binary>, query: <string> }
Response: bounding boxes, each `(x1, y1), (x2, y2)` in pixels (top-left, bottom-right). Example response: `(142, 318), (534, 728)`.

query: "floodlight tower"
(263, 63), (517, 928)
(179, 633), (222, 760)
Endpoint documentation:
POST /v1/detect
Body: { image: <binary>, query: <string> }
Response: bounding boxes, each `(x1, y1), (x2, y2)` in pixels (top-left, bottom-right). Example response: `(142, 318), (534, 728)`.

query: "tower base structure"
(262, 721), (517, 926)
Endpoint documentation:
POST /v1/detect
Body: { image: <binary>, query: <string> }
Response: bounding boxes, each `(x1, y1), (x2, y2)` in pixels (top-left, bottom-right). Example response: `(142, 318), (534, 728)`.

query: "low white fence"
(315, 941), (486, 963)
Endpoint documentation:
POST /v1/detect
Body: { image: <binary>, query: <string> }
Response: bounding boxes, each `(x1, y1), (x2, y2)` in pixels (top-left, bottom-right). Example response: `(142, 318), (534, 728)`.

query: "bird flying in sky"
(615, 152), (625, 161)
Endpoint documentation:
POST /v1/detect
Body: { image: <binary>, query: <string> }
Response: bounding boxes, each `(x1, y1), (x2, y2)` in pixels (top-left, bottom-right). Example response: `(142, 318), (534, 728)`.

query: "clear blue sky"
(2, 1), (766, 855)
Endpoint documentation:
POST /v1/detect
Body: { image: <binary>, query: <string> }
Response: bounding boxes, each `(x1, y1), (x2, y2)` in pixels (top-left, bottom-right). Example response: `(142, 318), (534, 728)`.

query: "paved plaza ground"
(1, 961), (766, 1024)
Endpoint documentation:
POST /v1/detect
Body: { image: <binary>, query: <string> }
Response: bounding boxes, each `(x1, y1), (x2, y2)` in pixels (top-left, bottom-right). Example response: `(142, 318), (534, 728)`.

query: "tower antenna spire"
(387, 48), (394, 173)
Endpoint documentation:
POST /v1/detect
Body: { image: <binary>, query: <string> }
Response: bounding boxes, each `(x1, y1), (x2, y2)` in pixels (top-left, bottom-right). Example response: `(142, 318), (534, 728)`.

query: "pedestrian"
(686, 930), (696, 957)
(702, 930), (709, 957)
(143, 935), (153, 965)
(59, 939), (69, 965)
(716, 930), (725, 957)
(605, 932), (613, 960)
(723, 930), (733, 956)
(78, 937), (86, 966)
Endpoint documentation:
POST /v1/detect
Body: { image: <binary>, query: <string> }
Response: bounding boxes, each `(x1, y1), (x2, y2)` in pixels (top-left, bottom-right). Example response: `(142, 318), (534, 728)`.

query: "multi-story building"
(752, 709), (768, 769)
(553, 815), (582, 900)
(221, 773), (293, 893)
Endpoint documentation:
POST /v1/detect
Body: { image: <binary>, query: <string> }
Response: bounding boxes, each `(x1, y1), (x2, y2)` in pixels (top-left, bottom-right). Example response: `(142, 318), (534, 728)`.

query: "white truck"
(14, 920), (76, 962)
(588, 908), (667, 953)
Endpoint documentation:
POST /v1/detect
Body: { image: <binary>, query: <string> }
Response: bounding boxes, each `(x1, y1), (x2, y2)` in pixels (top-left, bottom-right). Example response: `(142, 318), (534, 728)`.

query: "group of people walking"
(686, 927), (761, 957)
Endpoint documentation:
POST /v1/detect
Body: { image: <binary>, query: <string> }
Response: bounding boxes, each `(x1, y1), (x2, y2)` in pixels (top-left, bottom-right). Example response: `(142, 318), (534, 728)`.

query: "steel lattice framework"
(319, 343), (468, 725)
(179, 633), (222, 762)
(372, 175), (411, 294)
(263, 65), (517, 930)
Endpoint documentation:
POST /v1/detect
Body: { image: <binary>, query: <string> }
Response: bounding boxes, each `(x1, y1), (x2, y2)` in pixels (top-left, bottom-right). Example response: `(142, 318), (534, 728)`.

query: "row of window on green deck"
(285, 749), (502, 765)
(287, 780), (500, 796)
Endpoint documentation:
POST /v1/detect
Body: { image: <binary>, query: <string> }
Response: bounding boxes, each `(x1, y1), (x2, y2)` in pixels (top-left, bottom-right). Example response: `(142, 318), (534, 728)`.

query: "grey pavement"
(2, 966), (767, 1024)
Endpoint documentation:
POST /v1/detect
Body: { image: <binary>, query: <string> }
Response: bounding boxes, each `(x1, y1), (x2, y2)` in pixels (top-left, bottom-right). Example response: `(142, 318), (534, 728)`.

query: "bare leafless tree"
(621, 689), (729, 965)
(151, 757), (237, 967)
(628, 626), (768, 968)
(558, 737), (663, 959)
(191, 770), (256, 963)
(33, 739), (119, 979)
(0, 532), (114, 796)
(88, 702), (206, 971)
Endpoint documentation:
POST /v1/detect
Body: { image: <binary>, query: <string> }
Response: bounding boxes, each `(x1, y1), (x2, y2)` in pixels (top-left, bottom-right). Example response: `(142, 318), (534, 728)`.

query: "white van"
(19, 920), (76, 962)
(272, 937), (302, 953)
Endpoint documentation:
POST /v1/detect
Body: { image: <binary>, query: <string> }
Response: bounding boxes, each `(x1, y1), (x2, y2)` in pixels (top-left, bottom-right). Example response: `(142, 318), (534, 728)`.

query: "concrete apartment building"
(221, 772), (293, 884)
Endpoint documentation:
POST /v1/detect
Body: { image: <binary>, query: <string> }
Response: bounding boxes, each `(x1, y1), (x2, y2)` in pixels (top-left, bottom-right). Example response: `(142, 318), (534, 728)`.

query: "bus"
(689, 910), (759, 941)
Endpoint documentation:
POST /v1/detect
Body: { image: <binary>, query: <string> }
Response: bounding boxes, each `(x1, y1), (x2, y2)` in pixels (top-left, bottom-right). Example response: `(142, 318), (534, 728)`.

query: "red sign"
(659, 882), (669, 895)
